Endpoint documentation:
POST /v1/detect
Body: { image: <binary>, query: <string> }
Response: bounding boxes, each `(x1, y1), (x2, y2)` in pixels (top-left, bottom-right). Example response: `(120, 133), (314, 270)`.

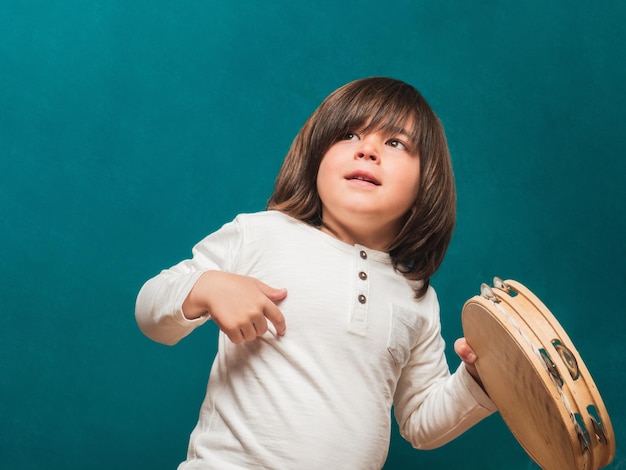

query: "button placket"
(352, 247), (370, 325)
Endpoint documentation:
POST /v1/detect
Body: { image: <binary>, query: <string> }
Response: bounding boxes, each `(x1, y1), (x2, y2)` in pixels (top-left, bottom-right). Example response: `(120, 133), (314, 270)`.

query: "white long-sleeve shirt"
(136, 211), (495, 469)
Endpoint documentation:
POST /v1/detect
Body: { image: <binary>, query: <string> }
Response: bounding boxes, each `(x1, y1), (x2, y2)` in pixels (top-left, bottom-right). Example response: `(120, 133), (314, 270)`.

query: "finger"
(240, 323), (258, 342)
(227, 328), (244, 345)
(253, 318), (268, 337)
(264, 302), (286, 336)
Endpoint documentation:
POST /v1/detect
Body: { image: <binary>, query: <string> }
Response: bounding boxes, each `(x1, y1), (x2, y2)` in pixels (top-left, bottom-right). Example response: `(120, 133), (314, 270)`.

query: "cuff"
(457, 362), (497, 412)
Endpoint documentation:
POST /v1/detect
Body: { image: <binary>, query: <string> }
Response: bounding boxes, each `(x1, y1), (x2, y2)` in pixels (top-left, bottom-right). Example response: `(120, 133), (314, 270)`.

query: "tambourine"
(462, 278), (615, 470)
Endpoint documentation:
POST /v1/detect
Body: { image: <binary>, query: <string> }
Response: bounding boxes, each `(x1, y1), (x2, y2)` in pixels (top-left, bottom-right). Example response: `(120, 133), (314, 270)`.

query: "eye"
(387, 139), (408, 151)
(342, 132), (360, 141)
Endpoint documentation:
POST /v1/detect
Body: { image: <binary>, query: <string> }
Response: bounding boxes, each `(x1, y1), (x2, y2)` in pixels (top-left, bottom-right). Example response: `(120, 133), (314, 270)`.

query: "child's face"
(316, 124), (420, 250)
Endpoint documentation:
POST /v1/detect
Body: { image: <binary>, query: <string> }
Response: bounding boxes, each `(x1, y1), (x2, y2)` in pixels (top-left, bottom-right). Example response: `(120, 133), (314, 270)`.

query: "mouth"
(345, 171), (381, 186)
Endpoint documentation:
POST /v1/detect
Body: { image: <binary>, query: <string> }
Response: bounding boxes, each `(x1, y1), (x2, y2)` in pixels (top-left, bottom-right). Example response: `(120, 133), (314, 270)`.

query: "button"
(359, 271), (367, 280)
(360, 250), (367, 259)
(358, 294), (367, 304)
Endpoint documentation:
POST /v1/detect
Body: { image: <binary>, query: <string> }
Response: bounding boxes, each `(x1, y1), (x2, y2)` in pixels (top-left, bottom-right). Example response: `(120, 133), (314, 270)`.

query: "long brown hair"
(268, 77), (456, 298)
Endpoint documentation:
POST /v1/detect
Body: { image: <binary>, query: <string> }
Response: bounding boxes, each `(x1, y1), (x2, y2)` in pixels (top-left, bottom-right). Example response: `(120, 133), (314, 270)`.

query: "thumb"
(455, 337), (484, 387)
(256, 281), (288, 303)
(454, 337), (477, 363)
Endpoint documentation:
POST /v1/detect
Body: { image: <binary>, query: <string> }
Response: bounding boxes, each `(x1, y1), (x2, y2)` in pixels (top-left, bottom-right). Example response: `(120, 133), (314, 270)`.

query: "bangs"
(322, 79), (425, 152)
(360, 105), (422, 150)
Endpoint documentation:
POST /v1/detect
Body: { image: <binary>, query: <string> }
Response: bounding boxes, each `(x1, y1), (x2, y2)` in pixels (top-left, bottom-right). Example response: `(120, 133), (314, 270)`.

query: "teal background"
(1, 1), (624, 468)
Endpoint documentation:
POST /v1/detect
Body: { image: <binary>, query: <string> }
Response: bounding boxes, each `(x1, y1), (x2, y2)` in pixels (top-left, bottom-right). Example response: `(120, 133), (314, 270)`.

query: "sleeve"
(134, 216), (244, 346)
(393, 289), (496, 450)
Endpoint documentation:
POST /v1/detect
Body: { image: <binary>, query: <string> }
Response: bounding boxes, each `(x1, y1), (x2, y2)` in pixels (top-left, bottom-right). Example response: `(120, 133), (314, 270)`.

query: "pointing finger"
(264, 302), (286, 336)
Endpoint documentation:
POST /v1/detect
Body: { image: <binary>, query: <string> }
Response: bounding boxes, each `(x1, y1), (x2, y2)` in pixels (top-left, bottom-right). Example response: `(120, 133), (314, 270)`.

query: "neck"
(319, 218), (397, 251)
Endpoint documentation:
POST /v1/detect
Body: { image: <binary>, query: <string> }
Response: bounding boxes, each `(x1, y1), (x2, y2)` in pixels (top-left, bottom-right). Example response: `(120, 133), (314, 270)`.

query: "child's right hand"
(182, 271), (287, 344)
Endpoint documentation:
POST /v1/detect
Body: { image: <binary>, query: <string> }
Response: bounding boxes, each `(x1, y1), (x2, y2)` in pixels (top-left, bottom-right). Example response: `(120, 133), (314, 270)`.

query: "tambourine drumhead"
(462, 278), (615, 470)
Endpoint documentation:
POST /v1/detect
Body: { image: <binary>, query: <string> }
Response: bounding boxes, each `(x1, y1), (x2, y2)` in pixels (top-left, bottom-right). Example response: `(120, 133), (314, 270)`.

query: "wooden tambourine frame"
(462, 278), (615, 470)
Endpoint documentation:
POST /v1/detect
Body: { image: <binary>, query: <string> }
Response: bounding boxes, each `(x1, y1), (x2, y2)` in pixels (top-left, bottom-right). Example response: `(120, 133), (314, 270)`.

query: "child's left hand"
(454, 338), (482, 386)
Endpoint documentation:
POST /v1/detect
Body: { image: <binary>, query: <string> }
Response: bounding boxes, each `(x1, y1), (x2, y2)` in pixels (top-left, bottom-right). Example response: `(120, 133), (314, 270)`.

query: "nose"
(355, 135), (379, 162)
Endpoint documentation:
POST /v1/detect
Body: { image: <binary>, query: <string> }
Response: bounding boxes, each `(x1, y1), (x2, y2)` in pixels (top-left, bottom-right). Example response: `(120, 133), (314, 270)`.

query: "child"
(135, 77), (495, 469)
